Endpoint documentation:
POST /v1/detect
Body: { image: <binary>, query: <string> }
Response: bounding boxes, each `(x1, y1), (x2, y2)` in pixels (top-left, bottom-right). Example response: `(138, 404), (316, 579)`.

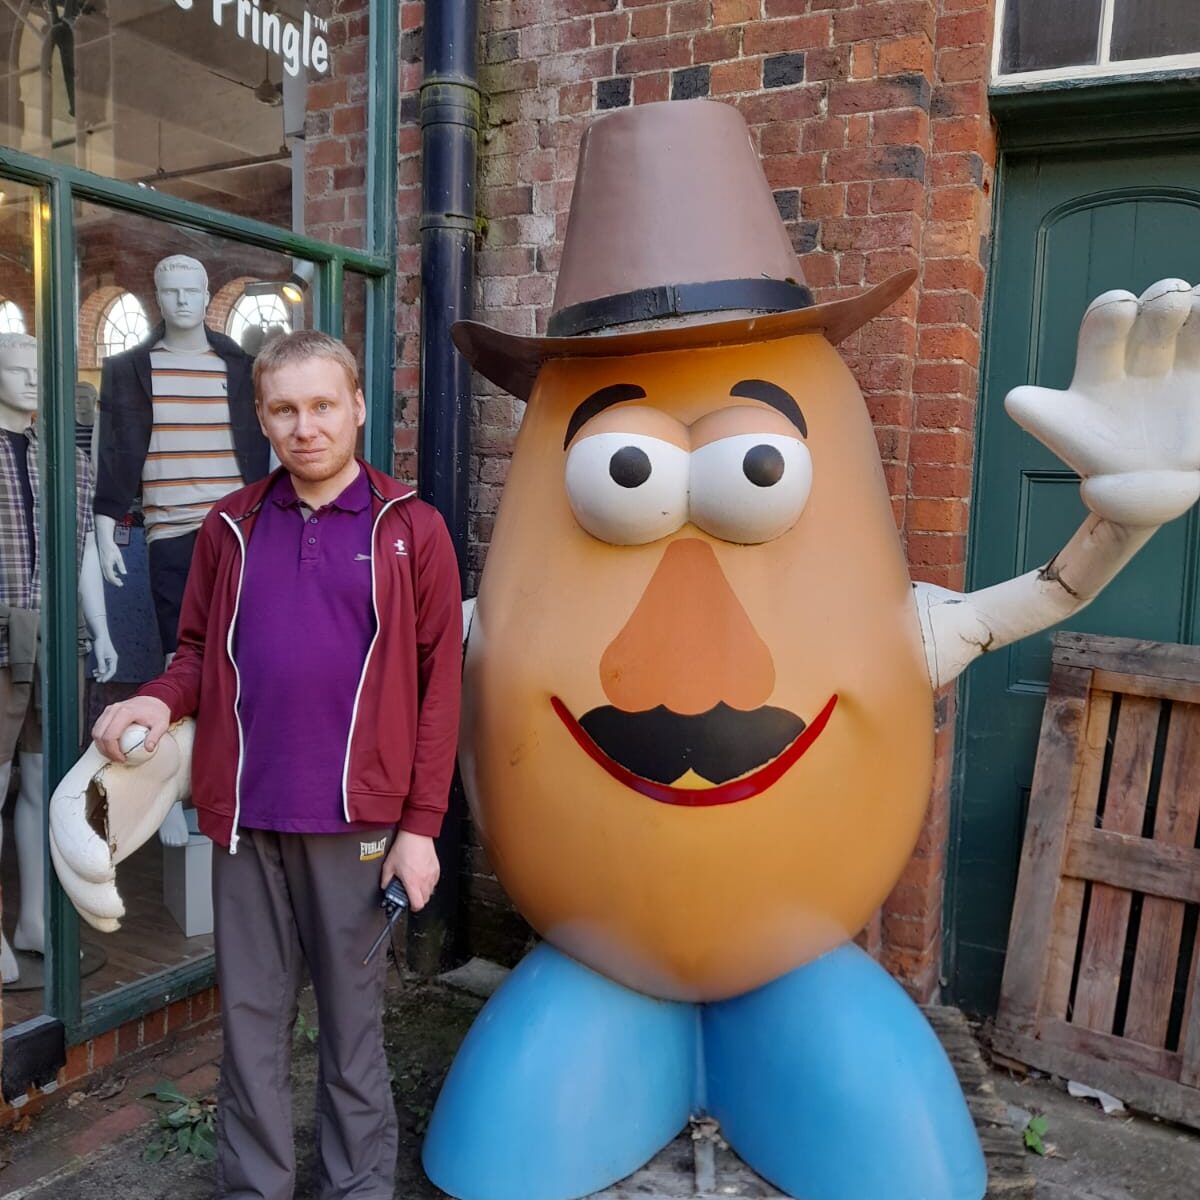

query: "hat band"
(546, 278), (815, 338)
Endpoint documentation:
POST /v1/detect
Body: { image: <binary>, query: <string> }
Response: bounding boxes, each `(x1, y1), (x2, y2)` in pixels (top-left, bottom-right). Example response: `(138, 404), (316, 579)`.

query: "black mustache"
(578, 703), (806, 785)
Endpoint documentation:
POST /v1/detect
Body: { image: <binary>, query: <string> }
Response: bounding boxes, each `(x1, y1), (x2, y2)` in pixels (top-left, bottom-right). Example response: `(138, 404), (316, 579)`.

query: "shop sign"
(171, 0), (331, 77)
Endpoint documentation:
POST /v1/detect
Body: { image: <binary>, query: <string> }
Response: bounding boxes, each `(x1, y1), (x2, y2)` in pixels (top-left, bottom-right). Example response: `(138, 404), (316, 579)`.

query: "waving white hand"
(1005, 279), (1200, 527)
(915, 278), (1200, 690)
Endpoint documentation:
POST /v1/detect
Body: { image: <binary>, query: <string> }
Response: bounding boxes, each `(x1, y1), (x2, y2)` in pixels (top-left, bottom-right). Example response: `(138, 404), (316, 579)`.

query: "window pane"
(1112, 0), (1200, 61)
(999, 0), (1104, 73)
(0, 180), (60, 1023)
(0, 1), (373, 247)
(75, 201), (314, 1008)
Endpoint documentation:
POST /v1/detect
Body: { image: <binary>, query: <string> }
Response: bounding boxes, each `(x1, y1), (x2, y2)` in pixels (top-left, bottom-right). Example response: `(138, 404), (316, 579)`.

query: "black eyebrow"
(730, 379), (807, 437)
(564, 383), (647, 449)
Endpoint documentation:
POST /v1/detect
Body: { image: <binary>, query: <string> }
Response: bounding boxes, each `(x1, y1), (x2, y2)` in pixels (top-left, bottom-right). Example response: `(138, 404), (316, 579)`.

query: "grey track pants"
(212, 828), (399, 1200)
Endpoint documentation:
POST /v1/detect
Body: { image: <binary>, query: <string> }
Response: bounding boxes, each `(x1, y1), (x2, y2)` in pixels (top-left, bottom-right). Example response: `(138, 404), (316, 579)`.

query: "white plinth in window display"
(162, 807), (214, 938)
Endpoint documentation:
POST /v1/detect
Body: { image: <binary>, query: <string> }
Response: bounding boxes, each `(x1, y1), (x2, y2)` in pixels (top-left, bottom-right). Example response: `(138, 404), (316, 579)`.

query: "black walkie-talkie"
(362, 878), (410, 966)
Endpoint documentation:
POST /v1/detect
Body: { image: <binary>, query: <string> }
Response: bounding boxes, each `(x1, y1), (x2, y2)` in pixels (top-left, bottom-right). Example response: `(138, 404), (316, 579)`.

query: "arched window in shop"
(0, 298), (26, 333)
(225, 289), (293, 354)
(97, 290), (150, 360)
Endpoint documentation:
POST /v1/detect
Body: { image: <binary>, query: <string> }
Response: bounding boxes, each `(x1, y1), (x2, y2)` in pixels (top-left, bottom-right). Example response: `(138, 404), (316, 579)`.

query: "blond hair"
(252, 329), (360, 399)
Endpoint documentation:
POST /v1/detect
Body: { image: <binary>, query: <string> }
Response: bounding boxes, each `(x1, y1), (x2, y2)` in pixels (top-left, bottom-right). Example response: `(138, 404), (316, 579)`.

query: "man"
(92, 330), (462, 1199)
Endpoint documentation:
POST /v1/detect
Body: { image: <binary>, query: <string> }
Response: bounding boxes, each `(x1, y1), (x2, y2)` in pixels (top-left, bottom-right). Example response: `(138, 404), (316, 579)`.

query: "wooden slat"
(1053, 632), (1200, 684)
(1043, 690), (1113, 1021)
(1182, 936), (1200, 1089)
(1072, 693), (1160, 1034)
(1036, 1016), (1182, 1078)
(996, 665), (1092, 1036)
(1092, 669), (1200, 706)
(991, 1026), (1200, 1131)
(1125, 704), (1200, 1048)
(1063, 829), (1200, 904)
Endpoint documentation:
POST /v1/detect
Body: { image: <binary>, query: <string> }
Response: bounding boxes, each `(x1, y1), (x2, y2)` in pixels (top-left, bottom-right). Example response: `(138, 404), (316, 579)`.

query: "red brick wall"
(0, 985), (219, 1124)
(394, 0), (997, 1000)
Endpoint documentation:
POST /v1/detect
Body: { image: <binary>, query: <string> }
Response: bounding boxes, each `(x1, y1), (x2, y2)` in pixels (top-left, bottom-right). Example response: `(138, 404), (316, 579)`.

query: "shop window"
(995, 0), (1200, 82)
(225, 288), (293, 353)
(0, 0), (389, 1070)
(0, 1), (373, 247)
(97, 291), (151, 361)
(0, 299), (25, 334)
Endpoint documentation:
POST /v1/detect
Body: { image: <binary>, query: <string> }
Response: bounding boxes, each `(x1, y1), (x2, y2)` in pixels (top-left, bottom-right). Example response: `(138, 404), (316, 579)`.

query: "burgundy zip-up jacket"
(138, 461), (463, 851)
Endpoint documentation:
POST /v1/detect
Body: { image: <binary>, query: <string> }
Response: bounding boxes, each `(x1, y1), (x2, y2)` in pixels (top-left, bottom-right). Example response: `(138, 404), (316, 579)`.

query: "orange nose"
(600, 538), (775, 716)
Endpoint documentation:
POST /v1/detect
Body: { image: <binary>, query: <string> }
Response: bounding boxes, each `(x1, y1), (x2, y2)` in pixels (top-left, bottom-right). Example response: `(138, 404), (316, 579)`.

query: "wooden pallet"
(993, 632), (1200, 1129)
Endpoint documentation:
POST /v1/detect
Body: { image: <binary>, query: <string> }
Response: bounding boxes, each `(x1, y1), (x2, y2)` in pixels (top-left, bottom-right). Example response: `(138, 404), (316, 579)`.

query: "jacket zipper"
(220, 512), (250, 853)
(341, 493), (415, 822)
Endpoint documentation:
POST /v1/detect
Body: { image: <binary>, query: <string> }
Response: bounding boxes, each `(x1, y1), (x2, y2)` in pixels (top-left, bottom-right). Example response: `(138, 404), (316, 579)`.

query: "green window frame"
(0, 1), (398, 1046)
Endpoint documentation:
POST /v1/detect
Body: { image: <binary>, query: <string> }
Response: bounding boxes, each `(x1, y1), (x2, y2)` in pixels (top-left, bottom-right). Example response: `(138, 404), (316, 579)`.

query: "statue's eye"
(689, 433), (812, 544)
(565, 432), (689, 546)
(608, 445), (653, 488)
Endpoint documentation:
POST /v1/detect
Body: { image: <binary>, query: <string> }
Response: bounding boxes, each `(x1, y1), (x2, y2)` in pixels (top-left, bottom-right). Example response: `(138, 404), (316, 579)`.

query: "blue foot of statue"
(703, 942), (987, 1200)
(423, 941), (697, 1200)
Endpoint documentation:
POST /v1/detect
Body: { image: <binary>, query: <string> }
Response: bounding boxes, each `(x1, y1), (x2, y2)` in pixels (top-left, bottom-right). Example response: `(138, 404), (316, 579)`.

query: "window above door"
(994, 0), (1200, 86)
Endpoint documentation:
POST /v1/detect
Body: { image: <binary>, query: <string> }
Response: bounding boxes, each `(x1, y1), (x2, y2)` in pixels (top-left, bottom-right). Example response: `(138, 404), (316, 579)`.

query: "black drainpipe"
(408, 0), (479, 975)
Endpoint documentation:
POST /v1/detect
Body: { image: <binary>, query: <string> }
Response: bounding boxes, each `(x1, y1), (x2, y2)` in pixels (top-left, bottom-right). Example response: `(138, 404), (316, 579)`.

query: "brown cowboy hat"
(452, 98), (916, 402)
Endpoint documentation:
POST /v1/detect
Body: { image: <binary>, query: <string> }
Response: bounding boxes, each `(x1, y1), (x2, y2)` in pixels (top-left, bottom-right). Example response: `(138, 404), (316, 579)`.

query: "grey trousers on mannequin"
(212, 828), (399, 1200)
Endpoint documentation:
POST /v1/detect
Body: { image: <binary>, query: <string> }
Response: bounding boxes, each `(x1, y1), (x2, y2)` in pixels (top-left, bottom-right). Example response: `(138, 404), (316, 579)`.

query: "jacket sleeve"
(399, 507), (464, 837)
(94, 357), (144, 521)
(136, 511), (222, 720)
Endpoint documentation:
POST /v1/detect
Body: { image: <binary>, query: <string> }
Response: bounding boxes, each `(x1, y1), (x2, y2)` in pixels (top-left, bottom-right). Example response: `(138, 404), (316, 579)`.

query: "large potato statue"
(423, 100), (1200, 1200)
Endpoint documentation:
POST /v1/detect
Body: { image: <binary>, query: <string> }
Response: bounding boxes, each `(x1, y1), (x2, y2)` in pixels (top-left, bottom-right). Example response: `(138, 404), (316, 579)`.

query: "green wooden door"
(947, 141), (1200, 1014)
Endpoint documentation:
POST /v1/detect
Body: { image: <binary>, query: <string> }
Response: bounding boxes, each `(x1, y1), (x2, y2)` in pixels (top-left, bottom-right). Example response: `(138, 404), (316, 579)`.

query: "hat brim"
(452, 269), (917, 401)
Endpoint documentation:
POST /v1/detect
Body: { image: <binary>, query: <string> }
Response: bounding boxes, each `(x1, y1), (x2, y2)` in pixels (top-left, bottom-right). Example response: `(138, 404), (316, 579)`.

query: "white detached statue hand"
(1006, 279), (1200, 527)
(915, 279), (1200, 690)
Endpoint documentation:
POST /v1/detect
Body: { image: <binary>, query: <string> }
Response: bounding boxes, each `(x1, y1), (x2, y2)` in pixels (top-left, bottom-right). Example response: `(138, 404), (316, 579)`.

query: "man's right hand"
(92, 696), (171, 762)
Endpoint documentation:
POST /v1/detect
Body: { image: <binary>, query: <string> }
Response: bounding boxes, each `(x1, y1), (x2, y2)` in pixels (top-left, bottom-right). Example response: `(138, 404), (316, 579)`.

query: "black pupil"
(610, 446), (652, 488)
(743, 444), (785, 487)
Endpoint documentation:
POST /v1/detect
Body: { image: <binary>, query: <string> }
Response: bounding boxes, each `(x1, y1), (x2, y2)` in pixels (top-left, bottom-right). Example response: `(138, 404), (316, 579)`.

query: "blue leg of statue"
(703, 942), (987, 1200)
(423, 941), (699, 1200)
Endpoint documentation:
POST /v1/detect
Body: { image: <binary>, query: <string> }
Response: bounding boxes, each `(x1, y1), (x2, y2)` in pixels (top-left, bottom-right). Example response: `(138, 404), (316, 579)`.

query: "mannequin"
(0, 332), (117, 983)
(94, 255), (267, 847)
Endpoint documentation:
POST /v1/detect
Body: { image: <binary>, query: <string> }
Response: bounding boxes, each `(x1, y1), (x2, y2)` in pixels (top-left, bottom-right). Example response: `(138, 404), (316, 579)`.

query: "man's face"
(156, 268), (209, 333)
(0, 345), (38, 417)
(256, 357), (365, 484)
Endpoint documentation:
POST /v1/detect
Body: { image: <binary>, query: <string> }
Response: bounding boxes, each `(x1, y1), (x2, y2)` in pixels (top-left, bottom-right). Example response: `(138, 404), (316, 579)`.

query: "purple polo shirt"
(233, 466), (380, 833)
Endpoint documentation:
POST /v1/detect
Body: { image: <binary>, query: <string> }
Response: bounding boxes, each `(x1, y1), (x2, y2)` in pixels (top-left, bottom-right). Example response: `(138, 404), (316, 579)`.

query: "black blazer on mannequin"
(94, 323), (268, 522)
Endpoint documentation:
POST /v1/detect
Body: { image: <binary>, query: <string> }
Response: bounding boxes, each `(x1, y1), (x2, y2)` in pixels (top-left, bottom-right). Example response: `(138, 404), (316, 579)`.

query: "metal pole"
(409, 0), (478, 975)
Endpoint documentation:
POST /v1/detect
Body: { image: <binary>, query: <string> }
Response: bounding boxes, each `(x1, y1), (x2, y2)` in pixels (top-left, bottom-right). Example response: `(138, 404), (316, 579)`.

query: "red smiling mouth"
(550, 694), (838, 806)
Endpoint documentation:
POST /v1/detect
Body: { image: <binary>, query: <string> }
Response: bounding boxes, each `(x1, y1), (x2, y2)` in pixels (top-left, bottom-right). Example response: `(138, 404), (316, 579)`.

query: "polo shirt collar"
(272, 462), (369, 514)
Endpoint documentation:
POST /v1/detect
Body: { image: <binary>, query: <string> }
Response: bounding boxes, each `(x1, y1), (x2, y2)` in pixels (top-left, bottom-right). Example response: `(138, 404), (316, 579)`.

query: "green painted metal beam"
(78, 956), (215, 1042)
(0, 145), (390, 276)
(36, 178), (82, 1032)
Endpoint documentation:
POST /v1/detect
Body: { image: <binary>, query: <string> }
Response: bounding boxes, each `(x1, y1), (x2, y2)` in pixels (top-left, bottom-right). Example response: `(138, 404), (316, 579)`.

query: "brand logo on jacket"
(360, 837), (387, 862)
(394, 539), (407, 557)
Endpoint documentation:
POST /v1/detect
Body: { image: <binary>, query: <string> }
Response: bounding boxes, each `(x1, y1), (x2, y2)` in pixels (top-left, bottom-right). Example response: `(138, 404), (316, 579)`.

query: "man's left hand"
(381, 831), (440, 912)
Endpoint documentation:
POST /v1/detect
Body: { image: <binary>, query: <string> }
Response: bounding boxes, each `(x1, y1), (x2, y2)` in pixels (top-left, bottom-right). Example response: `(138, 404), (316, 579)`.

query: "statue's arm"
(913, 517), (1155, 689)
(915, 278), (1200, 690)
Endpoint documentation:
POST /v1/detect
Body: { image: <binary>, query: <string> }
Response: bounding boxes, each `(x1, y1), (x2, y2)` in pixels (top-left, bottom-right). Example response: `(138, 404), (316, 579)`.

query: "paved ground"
(994, 1070), (1200, 1200)
(0, 960), (1196, 1199)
